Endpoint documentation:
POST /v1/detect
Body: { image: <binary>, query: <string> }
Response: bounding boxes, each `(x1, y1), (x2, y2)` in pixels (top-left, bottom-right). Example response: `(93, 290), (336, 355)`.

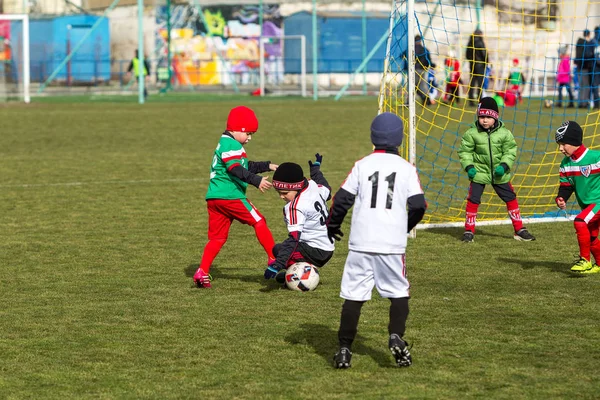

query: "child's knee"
(574, 218), (587, 230)
(208, 233), (228, 243)
(253, 218), (268, 229)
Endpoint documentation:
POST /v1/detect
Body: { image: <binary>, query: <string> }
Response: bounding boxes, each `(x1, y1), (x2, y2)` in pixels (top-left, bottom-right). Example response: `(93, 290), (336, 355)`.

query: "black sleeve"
(575, 40), (584, 65)
(557, 185), (574, 203)
(127, 61), (133, 72)
(274, 232), (301, 269)
(144, 60), (151, 75)
(229, 165), (263, 188)
(407, 194), (427, 232)
(248, 161), (271, 174)
(327, 188), (356, 229)
(310, 165), (331, 199)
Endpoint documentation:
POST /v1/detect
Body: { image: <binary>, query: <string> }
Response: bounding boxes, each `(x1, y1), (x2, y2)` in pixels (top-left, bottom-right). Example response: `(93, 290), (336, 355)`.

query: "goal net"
(380, 0), (600, 227)
(0, 15), (29, 103)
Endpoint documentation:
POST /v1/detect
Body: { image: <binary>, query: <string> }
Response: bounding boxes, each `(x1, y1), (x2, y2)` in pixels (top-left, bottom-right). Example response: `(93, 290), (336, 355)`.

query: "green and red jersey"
(559, 146), (600, 208)
(206, 134), (249, 200)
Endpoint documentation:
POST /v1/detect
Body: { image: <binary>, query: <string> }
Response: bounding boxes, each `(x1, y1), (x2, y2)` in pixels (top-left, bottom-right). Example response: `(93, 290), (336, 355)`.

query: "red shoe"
(193, 269), (212, 288)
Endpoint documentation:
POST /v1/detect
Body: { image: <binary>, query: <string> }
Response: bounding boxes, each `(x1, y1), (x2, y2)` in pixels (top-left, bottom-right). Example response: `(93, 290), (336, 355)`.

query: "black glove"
(327, 225), (344, 243)
(308, 153), (323, 168)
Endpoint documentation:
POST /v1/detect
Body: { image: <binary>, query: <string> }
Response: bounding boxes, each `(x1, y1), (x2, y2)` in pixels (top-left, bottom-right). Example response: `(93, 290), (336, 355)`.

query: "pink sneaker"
(193, 269), (212, 288)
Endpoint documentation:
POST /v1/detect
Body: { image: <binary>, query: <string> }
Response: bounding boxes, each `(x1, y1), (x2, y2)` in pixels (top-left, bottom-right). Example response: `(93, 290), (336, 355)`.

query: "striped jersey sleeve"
(284, 196), (306, 233)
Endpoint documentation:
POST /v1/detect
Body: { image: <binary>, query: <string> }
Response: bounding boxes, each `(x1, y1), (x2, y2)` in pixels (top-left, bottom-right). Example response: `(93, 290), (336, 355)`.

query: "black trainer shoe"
(389, 334), (412, 367)
(514, 228), (535, 241)
(462, 231), (474, 243)
(333, 347), (352, 369)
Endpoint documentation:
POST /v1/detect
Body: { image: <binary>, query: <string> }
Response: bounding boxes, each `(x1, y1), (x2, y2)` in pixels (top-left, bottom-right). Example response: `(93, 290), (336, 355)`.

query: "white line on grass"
(0, 178), (206, 189)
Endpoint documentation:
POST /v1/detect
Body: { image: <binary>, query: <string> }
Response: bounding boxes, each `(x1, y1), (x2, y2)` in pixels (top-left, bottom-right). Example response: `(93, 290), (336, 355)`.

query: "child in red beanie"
(193, 106), (279, 288)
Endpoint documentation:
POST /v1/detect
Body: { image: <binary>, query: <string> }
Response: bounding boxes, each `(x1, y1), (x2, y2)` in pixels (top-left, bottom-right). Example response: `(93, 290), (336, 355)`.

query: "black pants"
(468, 70), (485, 103)
(467, 182), (517, 204)
(273, 242), (333, 268)
(557, 83), (574, 104)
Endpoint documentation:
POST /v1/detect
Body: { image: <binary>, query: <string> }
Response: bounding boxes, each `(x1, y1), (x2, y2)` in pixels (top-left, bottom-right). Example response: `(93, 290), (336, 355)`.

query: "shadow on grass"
(184, 263), (283, 291)
(497, 257), (587, 277)
(424, 227), (521, 241)
(284, 323), (394, 368)
(184, 264), (197, 277)
(420, 227), (464, 241)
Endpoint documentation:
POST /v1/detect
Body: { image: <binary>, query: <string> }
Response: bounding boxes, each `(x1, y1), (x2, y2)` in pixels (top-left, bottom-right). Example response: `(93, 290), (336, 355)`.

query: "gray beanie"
(370, 112), (404, 147)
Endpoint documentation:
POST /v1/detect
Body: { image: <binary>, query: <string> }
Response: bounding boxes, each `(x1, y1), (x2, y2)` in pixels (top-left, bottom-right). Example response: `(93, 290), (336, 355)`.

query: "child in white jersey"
(327, 112), (427, 369)
(264, 155), (335, 283)
(555, 120), (600, 274)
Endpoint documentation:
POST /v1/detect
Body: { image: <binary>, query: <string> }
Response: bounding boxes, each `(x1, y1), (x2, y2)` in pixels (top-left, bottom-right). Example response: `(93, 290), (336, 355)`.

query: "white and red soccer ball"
(285, 262), (320, 291)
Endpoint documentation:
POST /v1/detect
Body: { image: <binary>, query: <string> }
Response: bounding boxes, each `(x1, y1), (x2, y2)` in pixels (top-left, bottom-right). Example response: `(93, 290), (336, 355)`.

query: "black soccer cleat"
(514, 228), (535, 241)
(389, 334), (412, 367)
(333, 347), (352, 369)
(462, 231), (474, 243)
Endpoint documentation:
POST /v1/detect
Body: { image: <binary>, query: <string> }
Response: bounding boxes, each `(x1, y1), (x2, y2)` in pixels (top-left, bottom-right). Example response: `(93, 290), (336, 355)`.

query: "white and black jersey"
(329, 150), (426, 254)
(283, 179), (334, 251)
(273, 165), (334, 269)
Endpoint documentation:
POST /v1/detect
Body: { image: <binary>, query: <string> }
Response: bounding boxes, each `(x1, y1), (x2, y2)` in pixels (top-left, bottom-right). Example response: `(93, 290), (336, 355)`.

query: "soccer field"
(1, 95), (598, 399)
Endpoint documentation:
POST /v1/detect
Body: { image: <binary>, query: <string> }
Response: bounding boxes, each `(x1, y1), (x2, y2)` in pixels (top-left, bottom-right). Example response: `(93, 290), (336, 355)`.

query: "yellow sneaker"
(570, 258), (593, 272)
(581, 264), (600, 274)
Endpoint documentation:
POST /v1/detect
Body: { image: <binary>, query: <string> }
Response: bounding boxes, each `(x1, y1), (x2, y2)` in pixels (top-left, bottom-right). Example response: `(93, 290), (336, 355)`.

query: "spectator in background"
(556, 46), (575, 108)
(465, 28), (488, 106)
(507, 58), (526, 104)
(594, 26), (600, 46)
(574, 29), (596, 108)
(127, 50), (151, 99)
(590, 53), (600, 109)
(443, 50), (462, 105)
(482, 63), (494, 98)
(427, 67), (441, 105)
(415, 35), (435, 106)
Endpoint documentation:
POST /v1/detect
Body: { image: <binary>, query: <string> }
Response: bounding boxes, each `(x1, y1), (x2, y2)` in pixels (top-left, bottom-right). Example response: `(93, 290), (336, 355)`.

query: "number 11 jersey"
(341, 151), (424, 254)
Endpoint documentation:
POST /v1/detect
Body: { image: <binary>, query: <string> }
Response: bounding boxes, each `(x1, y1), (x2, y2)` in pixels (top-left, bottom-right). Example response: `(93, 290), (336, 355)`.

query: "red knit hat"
(226, 106), (258, 132)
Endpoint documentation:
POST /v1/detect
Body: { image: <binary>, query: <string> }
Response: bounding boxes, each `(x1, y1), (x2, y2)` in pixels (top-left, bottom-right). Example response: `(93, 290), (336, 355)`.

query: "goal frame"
(0, 14), (30, 103)
(379, 0), (567, 229)
(259, 35), (307, 98)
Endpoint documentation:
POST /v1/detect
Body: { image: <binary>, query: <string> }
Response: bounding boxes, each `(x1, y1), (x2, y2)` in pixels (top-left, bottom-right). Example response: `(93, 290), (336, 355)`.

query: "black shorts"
(273, 242), (333, 268)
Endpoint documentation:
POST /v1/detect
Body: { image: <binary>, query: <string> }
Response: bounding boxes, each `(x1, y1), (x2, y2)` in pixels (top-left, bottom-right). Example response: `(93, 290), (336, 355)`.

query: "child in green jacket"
(457, 97), (535, 242)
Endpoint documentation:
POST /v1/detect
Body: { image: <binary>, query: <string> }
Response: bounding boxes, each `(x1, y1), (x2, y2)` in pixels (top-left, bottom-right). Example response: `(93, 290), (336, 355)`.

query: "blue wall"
(283, 11), (406, 74)
(11, 15), (110, 83)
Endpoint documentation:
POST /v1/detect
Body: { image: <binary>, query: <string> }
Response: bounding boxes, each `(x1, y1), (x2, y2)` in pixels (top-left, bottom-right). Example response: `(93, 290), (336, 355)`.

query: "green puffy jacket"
(458, 121), (517, 185)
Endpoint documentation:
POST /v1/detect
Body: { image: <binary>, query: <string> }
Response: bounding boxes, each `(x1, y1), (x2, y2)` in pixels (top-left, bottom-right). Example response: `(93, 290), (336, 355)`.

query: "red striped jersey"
(559, 147), (600, 208)
(341, 152), (423, 254)
(206, 134), (249, 200)
(283, 180), (334, 251)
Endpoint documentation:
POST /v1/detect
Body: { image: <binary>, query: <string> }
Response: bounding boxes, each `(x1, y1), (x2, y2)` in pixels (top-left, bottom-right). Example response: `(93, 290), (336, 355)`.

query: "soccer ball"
(544, 99), (554, 108)
(285, 262), (320, 292)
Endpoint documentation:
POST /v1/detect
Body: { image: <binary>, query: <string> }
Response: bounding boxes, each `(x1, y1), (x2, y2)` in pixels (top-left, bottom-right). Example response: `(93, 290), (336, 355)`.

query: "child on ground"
(264, 155), (334, 284)
(556, 48), (575, 108)
(458, 97), (535, 242)
(193, 106), (278, 288)
(555, 120), (600, 274)
(327, 112), (427, 369)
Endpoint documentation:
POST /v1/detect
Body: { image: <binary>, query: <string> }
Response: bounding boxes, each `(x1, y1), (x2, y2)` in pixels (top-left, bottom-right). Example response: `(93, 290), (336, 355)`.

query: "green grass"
(1, 96), (599, 399)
